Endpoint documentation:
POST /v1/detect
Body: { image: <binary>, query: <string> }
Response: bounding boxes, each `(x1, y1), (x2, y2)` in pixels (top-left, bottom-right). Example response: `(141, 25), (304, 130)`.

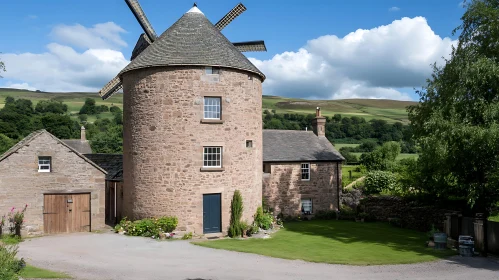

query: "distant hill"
(0, 88), (417, 123)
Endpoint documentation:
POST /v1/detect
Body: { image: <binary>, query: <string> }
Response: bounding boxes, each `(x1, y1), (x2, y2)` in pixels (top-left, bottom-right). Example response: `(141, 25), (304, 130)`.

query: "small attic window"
(38, 156), (51, 172)
(246, 140), (253, 148)
(205, 67), (220, 75)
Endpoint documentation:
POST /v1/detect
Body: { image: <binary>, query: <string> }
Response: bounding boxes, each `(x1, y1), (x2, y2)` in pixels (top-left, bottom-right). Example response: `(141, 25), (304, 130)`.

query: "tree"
(0, 56), (5, 78)
(79, 98), (97, 115)
(35, 99), (68, 114)
(408, 0), (499, 214)
(0, 133), (14, 154)
(360, 141), (401, 171)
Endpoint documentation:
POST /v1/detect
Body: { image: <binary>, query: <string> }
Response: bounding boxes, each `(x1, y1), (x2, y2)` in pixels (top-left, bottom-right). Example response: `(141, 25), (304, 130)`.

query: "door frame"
(43, 191), (92, 234)
(202, 193), (222, 234)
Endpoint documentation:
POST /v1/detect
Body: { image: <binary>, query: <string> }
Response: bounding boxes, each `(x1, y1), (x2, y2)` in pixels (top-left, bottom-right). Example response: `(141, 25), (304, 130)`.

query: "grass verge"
(20, 265), (71, 279)
(0, 235), (22, 245)
(193, 220), (455, 265)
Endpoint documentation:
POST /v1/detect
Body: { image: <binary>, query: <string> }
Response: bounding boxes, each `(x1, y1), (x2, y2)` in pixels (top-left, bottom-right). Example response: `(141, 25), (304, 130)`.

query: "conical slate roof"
(120, 7), (265, 80)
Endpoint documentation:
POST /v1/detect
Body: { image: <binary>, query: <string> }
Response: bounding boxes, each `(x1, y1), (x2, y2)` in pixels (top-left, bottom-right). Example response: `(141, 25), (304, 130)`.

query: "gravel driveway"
(18, 232), (499, 280)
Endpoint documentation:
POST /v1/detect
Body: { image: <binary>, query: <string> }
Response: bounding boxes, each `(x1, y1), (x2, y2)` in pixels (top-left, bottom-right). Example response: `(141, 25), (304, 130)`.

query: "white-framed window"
(38, 156), (51, 172)
(205, 66), (220, 75)
(203, 97), (221, 120)
(301, 198), (312, 214)
(301, 163), (310, 180)
(203, 146), (222, 168)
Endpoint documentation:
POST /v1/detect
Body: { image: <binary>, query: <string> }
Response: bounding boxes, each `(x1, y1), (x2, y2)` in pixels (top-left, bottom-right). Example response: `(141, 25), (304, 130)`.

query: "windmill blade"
(233, 40), (267, 52)
(215, 3), (246, 31)
(99, 76), (123, 100)
(131, 33), (152, 60)
(125, 0), (157, 42)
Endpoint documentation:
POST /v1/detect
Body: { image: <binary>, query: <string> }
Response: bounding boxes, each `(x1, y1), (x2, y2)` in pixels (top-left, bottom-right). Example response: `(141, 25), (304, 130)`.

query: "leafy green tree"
(363, 170), (398, 195)
(341, 150), (359, 164)
(408, 0), (499, 213)
(0, 133), (14, 154)
(360, 141), (401, 171)
(79, 98), (97, 115)
(89, 125), (123, 153)
(109, 106), (121, 114)
(4, 96), (14, 105)
(35, 99), (68, 114)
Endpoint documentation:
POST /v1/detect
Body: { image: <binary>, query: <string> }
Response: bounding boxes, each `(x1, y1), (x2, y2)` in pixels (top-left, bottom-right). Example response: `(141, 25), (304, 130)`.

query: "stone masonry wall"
(122, 66), (263, 234)
(0, 132), (106, 233)
(263, 162), (341, 216)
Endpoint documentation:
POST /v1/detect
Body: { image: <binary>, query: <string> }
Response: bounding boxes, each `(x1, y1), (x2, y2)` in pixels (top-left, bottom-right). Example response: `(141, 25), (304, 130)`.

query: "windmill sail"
(215, 3), (246, 30)
(233, 40), (267, 52)
(131, 33), (152, 60)
(125, 0), (157, 42)
(99, 75), (122, 99)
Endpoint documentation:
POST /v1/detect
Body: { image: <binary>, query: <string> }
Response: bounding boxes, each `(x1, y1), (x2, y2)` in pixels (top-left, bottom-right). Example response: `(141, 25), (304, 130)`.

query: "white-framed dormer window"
(203, 97), (221, 120)
(301, 198), (313, 214)
(38, 156), (51, 172)
(301, 163), (310, 181)
(203, 146), (222, 168)
(205, 66), (220, 75)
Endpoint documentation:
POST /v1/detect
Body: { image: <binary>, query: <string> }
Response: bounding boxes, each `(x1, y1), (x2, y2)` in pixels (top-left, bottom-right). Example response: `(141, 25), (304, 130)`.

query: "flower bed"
(114, 216), (178, 239)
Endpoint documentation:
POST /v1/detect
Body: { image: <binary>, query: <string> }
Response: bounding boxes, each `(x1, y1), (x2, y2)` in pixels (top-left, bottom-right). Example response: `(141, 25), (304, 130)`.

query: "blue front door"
(203, 193), (221, 234)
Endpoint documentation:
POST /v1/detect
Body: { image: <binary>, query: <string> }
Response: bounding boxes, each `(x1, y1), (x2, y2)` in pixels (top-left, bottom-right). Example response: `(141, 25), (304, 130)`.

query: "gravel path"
(18, 232), (499, 280)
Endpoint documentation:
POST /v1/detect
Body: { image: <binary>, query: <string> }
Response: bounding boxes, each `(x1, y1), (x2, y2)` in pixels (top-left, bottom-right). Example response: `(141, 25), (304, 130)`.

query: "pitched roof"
(61, 140), (92, 154)
(0, 130), (106, 174)
(120, 7), (265, 80)
(263, 130), (345, 162)
(83, 154), (123, 181)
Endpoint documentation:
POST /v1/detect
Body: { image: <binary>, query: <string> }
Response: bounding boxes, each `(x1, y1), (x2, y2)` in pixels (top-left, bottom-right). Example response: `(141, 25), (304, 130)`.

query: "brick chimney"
(312, 107), (326, 137)
(81, 126), (86, 141)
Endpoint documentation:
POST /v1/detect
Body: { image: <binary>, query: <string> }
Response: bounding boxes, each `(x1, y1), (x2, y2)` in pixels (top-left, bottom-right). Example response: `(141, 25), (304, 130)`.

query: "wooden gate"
(43, 193), (91, 234)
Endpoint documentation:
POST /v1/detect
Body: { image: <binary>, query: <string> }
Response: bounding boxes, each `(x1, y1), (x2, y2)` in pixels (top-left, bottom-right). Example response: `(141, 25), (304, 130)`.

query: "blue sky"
(0, 0), (467, 100)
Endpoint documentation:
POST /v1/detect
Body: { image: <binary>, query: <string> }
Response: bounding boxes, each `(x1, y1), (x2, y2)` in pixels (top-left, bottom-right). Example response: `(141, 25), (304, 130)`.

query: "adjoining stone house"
(0, 129), (107, 234)
(262, 108), (344, 217)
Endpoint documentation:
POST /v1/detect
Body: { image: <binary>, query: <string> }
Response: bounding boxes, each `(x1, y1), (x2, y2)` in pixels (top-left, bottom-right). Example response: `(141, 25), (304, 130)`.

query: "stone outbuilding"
(0, 130), (107, 234)
(262, 108), (345, 217)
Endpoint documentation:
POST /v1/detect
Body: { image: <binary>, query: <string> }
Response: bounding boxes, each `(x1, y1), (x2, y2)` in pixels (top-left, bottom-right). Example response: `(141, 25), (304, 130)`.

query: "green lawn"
(333, 143), (360, 150)
(20, 265), (71, 279)
(194, 220), (454, 265)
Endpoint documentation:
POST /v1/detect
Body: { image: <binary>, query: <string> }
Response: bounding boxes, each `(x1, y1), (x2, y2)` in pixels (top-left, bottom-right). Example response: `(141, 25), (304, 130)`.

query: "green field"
(0, 88), (123, 123)
(263, 95), (416, 123)
(0, 88), (416, 124)
(342, 165), (365, 187)
(350, 152), (418, 161)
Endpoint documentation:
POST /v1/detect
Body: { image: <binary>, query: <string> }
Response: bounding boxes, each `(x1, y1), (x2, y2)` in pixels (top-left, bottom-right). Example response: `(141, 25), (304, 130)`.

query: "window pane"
(204, 97), (221, 119)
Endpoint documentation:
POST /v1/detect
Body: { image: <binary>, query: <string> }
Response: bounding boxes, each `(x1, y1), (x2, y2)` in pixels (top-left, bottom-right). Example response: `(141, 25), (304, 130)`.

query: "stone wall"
(122, 66), (263, 234)
(262, 162), (341, 216)
(0, 132), (106, 233)
(359, 196), (448, 231)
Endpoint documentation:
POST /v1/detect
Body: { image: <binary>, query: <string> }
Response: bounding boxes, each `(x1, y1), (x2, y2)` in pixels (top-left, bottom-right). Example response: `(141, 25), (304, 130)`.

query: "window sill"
(38, 170), (51, 173)
(200, 119), (224, 124)
(200, 167), (225, 172)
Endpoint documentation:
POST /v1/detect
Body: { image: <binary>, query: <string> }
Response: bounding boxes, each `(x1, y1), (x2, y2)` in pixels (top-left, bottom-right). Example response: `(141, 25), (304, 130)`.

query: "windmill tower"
(99, 1), (266, 234)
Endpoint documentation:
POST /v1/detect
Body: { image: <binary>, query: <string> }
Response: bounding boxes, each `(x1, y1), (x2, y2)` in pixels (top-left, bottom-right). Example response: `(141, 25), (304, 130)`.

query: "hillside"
(0, 88), (417, 123)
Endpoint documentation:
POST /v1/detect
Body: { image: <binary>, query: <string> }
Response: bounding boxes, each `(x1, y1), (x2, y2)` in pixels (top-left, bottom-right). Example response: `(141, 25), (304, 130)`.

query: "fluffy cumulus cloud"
(1, 22), (129, 92)
(250, 17), (456, 100)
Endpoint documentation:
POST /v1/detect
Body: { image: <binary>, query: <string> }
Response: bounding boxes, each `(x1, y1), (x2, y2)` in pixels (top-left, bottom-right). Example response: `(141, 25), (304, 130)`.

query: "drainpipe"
(336, 162), (340, 210)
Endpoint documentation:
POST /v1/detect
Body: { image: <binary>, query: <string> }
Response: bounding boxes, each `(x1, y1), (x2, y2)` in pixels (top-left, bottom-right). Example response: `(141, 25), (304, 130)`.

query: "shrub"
(314, 210), (337, 220)
(109, 106), (122, 114)
(254, 207), (274, 230)
(339, 205), (356, 220)
(182, 232), (193, 240)
(363, 171), (398, 195)
(114, 216), (177, 238)
(228, 190), (243, 237)
(0, 244), (24, 280)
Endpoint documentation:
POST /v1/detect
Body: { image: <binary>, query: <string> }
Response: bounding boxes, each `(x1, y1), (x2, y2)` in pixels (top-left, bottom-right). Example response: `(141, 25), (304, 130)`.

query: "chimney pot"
(316, 107), (321, 117)
(312, 108), (326, 137)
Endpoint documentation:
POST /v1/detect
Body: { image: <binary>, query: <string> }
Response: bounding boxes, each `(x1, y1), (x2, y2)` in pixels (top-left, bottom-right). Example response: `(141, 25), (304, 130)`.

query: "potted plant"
(8, 205), (28, 237)
(356, 212), (368, 222)
(240, 221), (250, 238)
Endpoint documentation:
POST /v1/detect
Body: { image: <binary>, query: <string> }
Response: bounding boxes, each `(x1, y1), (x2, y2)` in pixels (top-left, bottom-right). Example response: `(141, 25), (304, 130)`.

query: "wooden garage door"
(43, 193), (91, 234)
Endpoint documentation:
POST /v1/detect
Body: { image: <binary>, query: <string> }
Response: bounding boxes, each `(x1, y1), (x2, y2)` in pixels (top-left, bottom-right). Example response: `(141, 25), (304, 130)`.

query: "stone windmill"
(99, 0), (266, 235)
(99, 0), (266, 99)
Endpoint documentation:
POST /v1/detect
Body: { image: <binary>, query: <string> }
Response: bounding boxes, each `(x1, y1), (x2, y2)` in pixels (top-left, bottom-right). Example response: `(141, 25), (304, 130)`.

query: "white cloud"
(51, 22), (127, 50)
(1, 22), (129, 92)
(27, 15), (38, 20)
(388, 7), (400, 12)
(250, 17), (456, 100)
